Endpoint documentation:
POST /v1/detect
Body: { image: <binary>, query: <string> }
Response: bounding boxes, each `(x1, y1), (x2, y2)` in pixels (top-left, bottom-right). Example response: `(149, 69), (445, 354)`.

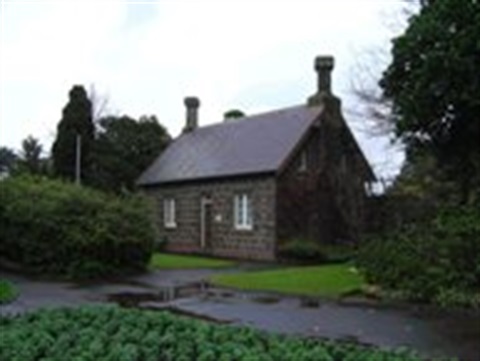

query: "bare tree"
(348, 1), (421, 136)
(88, 84), (111, 123)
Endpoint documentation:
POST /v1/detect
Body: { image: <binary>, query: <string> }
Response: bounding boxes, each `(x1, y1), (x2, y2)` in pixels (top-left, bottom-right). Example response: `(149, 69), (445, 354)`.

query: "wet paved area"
(159, 293), (480, 361)
(1, 268), (479, 361)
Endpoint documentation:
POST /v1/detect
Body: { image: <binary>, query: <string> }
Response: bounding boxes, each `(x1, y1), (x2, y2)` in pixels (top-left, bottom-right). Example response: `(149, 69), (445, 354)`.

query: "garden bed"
(0, 305), (449, 361)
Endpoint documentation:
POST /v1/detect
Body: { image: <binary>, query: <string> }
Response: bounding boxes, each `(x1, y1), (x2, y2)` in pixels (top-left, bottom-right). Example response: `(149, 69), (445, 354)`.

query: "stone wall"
(276, 110), (372, 246)
(142, 176), (276, 260)
(276, 126), (338, 245)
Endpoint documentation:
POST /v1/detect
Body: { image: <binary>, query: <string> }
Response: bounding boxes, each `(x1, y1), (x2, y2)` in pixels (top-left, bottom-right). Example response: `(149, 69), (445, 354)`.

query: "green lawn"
(0, 279), (17, 304)
(149, 253), (235, 270)
(210, 264), (365, 297)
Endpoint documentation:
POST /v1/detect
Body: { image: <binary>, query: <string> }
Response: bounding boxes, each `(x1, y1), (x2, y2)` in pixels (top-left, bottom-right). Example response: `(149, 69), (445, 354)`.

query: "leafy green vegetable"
(0, 306), (454, 361)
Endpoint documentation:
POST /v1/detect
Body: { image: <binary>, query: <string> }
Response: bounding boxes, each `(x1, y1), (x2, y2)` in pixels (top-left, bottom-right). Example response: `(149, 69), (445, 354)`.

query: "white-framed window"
(163, 198), (176, 228)
(234, 194), (253, 230)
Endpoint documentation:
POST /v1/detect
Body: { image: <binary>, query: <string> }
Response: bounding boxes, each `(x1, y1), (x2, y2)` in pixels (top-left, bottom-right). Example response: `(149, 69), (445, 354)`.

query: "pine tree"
(51, 85), (95, 184)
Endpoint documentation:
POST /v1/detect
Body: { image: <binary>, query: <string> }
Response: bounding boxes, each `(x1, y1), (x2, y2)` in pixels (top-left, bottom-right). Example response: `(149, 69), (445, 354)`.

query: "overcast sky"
(1, 0), (409, 180)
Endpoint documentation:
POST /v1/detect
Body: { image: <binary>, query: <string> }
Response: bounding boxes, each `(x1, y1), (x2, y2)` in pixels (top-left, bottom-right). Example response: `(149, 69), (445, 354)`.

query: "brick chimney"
(308, 55), (335, 106)
(183, 96), (200, 133)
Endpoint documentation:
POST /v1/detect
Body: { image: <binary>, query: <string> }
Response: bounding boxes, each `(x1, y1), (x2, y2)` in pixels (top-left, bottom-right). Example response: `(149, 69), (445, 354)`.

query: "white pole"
(75, 134), (81, 185)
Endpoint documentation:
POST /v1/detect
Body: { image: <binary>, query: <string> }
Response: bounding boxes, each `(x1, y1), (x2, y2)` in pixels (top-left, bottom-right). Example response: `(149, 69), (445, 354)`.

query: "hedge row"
(0, 176), (156, 278)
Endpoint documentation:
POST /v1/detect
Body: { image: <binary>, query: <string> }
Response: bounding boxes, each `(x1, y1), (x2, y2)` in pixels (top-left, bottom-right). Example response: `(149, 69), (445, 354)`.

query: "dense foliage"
(0, 176), (155, 278)
(16, 135), (50, 176)
(0, 305), (449, 361)
(50, 86), (171, 192)
(93, 115), (171, 193)
(0, 138), (49, 177)
(358, 206), (480, 308)
(224, 109), (246, 120)
(0, 146), (17, 175)
(0, 279), (17, 304)
(52, 85), (96, 185)
(380, 0), (480, 204)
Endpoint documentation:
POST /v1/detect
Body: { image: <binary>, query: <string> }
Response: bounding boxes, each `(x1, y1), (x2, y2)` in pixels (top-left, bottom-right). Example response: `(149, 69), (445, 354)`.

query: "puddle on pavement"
(252, 295), (280, 304)
(107, 292), (166, 307)
(107, 281), (207, 307)
(106, 282), (233, 325)
(70, 278), (156, 290)
(300, 297), (320, 308)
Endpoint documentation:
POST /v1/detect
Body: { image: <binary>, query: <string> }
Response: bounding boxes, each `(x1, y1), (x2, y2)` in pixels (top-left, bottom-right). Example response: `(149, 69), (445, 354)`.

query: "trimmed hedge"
(357, 206), (480, 308)
(0, 176), (155, 279)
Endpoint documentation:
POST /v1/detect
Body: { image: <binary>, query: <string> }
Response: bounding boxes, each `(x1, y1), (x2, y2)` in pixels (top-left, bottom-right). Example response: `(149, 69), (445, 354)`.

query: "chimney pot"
(315, 55), (334, 94)
(184, 96), (200, 109)
(308, 55), (336, 106)
(183, 96), (200, 133)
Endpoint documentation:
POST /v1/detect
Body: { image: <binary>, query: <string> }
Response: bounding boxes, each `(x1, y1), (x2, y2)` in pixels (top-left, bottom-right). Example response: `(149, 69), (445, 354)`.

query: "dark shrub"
(0, 280), (17, 304)
(278, 239), (323, 261)
(278, 239), (355, 263)
(357, 206), (480, 307)
(0, 176), (155, 279)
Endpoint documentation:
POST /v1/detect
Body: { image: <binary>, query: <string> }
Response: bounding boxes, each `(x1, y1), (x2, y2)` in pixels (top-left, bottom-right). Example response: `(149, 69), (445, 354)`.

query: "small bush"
(278, 239), (354, 263)
(278, 239), (323, 261)
(357, 206), (480, 308)
(0, 176), (156, 279)
(0, 280), (17, 304)
(317, 243), (355, 263)
(154, 236), (169, 252)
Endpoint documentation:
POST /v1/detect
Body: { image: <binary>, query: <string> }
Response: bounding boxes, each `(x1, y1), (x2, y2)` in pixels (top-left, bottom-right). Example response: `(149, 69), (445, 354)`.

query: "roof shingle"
(137, 104), (323, 185)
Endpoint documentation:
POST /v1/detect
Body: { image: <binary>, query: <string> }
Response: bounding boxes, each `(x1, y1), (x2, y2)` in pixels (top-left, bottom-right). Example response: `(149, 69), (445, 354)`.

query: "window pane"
(163, 200), (168, 225)
(164, 198), (175, 227)
(240, 197), (244, 225)
(234, 195), (240, 227)
(246, 195), (252, 227)
(234, 194), (253, 229)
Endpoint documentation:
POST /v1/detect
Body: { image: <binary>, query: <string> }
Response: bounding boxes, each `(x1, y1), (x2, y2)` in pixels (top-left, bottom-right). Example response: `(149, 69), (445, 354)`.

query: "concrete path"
(1, 269), (479, 361)
(159, 292), (480, 361)
(0, 268), (222, 314)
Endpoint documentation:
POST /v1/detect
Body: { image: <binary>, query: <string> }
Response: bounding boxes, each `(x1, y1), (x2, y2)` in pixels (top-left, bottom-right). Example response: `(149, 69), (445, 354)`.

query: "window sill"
(234, 225), (253, 231)
(164, 223), (177, 229)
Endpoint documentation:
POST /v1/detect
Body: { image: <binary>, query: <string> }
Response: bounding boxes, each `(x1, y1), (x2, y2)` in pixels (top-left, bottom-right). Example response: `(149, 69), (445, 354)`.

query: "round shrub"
(0, 176), (156, 279)
(0, 280), (17, 304)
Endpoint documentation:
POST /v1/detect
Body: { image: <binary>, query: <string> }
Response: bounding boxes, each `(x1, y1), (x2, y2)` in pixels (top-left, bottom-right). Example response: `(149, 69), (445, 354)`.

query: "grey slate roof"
(137, 104), (323, 185)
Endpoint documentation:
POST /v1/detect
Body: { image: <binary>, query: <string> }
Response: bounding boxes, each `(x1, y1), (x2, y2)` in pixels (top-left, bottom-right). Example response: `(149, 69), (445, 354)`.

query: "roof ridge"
(191, 103), (318, 133)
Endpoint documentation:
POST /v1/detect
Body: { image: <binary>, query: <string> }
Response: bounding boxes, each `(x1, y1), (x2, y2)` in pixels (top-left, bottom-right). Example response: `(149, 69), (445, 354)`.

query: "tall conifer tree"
(52, 85), (94, 184)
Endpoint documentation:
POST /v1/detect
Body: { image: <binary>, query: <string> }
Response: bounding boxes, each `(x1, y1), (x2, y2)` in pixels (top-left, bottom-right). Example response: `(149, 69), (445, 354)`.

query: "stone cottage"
(137, 56), (375, 260)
